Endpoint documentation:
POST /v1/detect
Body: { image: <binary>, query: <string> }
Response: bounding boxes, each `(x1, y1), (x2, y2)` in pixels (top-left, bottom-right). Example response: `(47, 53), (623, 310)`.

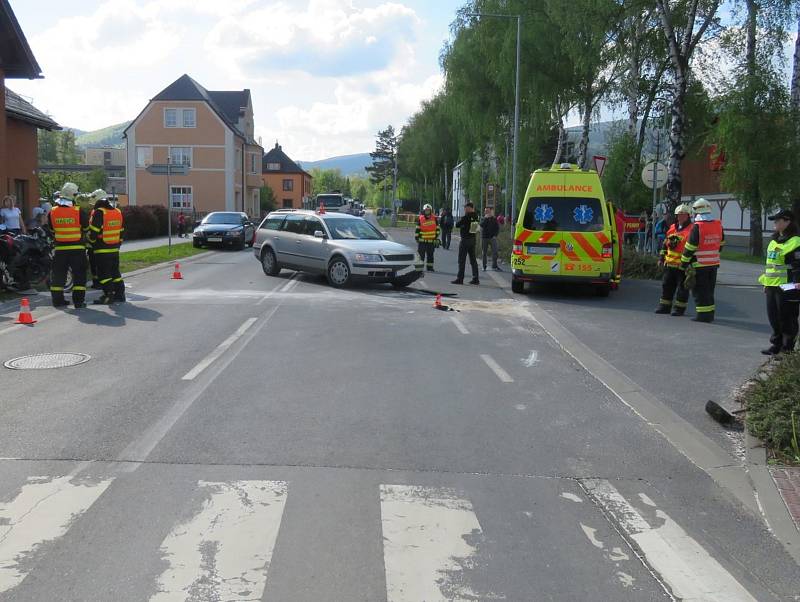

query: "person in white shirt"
(0, 195), (26, 235)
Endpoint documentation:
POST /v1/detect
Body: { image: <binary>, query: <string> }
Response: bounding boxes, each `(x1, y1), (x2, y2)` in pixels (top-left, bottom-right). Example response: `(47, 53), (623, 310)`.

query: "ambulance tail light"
(601, 243), (613, 259)
(513, 240), (524, 255)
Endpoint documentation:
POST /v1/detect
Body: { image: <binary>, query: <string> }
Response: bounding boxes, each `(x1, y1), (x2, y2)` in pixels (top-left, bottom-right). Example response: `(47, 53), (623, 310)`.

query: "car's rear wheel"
(511, 278), (525, 294)
(327, 256), (350, 288)
(261, 247), (281, 276)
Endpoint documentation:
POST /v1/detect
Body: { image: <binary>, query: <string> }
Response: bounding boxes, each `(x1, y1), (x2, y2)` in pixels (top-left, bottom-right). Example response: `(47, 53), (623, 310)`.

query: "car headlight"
(354, 253), (382, 262)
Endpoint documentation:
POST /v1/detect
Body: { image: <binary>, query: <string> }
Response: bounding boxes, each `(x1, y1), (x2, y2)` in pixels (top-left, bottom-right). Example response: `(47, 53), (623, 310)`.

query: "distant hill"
(73, 121), (131, 149)
(298, 153), (372, 177)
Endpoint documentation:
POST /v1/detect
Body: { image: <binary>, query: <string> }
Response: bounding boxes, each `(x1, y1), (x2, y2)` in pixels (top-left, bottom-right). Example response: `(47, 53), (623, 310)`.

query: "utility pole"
(391, 153), (398, 226)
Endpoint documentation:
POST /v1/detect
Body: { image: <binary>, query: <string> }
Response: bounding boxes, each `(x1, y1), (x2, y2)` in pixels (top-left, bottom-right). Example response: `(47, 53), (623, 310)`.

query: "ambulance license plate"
(526, 244), (558, 255)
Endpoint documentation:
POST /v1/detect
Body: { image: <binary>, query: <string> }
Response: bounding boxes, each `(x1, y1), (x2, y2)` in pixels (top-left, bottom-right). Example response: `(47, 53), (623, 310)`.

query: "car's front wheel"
(193, 240), (202, 249)
(261, 247), (281, 276)
(511, 278), (525, 294)
(327, 256), (351, 288)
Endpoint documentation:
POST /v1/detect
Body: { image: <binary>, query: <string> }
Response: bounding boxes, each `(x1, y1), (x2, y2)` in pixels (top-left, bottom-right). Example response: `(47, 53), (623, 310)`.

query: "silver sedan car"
(253, 210), (423, 288)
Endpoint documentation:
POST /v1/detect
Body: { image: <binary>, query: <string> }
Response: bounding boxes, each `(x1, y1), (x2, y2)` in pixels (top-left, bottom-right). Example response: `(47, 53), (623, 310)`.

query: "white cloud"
(10, 0), (449, 160)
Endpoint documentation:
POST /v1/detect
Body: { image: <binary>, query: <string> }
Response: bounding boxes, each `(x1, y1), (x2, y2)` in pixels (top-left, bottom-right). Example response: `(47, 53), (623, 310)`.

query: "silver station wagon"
(254, 210), (423, 288)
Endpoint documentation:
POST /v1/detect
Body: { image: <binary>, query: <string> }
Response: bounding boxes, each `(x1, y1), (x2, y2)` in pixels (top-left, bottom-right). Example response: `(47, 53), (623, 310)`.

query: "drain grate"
(4, 352), (91, 370)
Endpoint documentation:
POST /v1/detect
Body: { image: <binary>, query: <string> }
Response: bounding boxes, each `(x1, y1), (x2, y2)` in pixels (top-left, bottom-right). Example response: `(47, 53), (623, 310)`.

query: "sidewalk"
(121, 236), (192, 252)
(717, 259), (762, 286)
(771, 468), (800, 530)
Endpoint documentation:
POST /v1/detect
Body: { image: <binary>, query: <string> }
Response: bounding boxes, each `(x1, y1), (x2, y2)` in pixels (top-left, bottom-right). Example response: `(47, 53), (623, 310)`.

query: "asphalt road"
(0, 229), (797, 601)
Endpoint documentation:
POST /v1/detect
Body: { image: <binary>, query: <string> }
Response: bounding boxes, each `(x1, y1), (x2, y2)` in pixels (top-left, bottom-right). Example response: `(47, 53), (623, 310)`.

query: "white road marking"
(561, 492), (583, 503)
(380, 484), (485, 602)
(514, 403), (527, 411)
(0, 309), (64, 336)
(181, 317), (257, 380)
(449, 315), (470, 334)
(521, 350), (539, 367)
(580, 524), (604, 549)
(639, 493), (657, 507)
(0, 475), (113, 593)
(487, 270), (508, 288)
(584, 479), (757, 602)
(279, 274), (300, 293)
(150, 480), (287, 602)
(480, 354), (514, 383)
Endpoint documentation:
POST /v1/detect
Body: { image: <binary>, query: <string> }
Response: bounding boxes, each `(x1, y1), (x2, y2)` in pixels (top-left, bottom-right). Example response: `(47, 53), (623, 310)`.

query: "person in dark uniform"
(49, 183), (88, 308)
(451, 202), (480, 285)
(88, 194), (125, 304)
(759, 209), (800, 354)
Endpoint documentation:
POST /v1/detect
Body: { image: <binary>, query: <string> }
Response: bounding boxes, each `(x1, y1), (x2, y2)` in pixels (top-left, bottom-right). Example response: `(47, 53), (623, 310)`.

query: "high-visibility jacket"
(759, 235), (800, 287)
(682, 220), (724, 268)
(416, 215), (440, 242)
(89, 206), (124, 252)
(661, 222), (692, 267)
(49, 205), (85, 250)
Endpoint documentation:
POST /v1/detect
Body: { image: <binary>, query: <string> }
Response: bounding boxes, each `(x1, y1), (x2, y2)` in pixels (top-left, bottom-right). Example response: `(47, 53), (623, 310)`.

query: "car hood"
(195, 223), (242, 232)
(330, 239), (414, 255)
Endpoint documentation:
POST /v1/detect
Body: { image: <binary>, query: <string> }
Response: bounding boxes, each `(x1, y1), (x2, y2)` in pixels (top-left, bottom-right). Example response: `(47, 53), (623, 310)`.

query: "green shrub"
(622, 248), (664, 280)
(746, 353), (800, 463)
(121, 206), (159, 240)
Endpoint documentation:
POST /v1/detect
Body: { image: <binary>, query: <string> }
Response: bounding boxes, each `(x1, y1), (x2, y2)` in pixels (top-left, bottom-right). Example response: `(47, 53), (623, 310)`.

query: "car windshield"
(316, 195), (344, 208)
(324, 218), (384, 240)
(202, 213), (243, 225)
(522, 197), (604, 232)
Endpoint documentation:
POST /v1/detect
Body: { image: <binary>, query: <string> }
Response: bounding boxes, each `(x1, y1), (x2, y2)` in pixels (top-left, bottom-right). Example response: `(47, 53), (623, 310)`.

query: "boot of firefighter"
(782, 335), (796, 353)
(51, 291), (67, 307)
(692, 311), (714, 323)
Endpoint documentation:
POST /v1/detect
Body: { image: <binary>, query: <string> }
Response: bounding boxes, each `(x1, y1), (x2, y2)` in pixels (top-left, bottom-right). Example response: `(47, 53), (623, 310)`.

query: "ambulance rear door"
(518, 173), (565, 277)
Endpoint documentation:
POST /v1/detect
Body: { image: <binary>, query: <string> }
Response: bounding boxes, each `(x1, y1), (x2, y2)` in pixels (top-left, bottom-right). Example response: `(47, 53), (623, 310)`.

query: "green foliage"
(38, 169), (107, 201)
(746, 352), (800, 463)
(603, 130), (651, 212)
(366, 125), (397, 187)
(119, 243), (206, 274)
(74, 121), (130, 149)
(38, 130), (81, 165)
(310, 168), (348, 195)
(259, 186), (276, 214)
(622, 247), (663, 280)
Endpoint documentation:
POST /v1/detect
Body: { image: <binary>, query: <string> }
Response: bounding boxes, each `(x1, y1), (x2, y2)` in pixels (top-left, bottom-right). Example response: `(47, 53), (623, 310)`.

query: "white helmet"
(91, 189), (108, 201)
(60, 182), (78, 200)
(423, 203), (433, 213)
(55, 196), (73, 206)
(692, 198), (712, 215)
(674, 203), (692, 215)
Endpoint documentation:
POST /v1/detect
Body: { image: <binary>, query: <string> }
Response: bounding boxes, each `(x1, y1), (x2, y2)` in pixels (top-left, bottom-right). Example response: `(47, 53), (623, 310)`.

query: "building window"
(282, 179), (293, 192)
(169, 146), (192, 167)
(236, 148), (241, 167)
(136, 146), (152, 168)
(170, 186), (193, 210)
(266, 162), (281, 171)
(282, 199), (293, 208)
(182, 108), (196, 128)
(164, 108), (178, 128)
(250, 153), (257, 174)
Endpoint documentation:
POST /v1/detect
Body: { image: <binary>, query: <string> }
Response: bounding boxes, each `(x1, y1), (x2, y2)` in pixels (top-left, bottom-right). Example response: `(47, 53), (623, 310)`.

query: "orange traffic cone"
(434, 293), (443, 308)
(171, 262), (183, 280)
(14, 297), (36, 325)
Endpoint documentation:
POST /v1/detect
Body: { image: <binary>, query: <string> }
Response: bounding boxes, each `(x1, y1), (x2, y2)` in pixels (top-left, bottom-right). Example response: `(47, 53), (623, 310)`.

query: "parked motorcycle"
(0, 226), (71, 292)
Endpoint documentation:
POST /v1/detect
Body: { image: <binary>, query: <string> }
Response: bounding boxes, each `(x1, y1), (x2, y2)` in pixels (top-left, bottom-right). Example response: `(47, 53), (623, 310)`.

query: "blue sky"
(9, 0), (464, 160)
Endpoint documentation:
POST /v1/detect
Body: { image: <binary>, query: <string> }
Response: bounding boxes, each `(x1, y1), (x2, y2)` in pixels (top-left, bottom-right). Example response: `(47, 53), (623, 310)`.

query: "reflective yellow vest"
(759, 236), (800, 287)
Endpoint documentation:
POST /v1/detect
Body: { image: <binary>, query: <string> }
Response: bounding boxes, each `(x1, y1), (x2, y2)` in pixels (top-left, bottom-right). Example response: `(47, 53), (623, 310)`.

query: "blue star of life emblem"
(534, 204), (554, 223)
(573, 204), (594, 225)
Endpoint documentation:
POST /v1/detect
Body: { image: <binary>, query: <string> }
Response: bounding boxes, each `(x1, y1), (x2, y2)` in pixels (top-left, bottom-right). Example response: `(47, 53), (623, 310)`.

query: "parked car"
(193, 212), (255, 250)
(253, 210), (423, 288)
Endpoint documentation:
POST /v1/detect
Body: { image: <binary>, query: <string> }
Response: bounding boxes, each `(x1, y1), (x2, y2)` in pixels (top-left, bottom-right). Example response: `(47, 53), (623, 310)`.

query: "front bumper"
(351, 260), (424, 283)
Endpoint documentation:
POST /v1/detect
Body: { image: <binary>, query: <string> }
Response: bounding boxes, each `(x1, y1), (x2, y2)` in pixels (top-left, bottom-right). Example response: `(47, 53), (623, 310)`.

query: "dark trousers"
(95, 251), (124, 300)
(457, 238), (479, 281)
(659, 266), (689, 310)
(441, 229), (452, 249)
(50, 249), (86, 305)
(87, 247), (97, 283)
(692, 266), (718, 318)
(765, 286), (799, 350)
(417, 241), (435, 269)
(178, 223), (185, 238)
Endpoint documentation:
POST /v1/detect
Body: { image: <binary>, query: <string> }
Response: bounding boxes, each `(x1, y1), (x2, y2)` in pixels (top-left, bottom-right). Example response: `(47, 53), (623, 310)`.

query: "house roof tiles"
(263, 142), (310, 176)
(0, 0), (42, 79)
(5, 88), (59, 130)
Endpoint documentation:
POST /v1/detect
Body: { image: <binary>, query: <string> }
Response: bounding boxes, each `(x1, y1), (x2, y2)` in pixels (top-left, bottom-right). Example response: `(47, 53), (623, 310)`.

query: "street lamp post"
(467, 12), (521, 233)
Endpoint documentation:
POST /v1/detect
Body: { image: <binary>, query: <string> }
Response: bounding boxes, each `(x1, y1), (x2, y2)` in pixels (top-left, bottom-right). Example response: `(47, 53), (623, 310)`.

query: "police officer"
(415, 203), (440, 272)
(88, 192), (125, 304)
(49, 182), (88, 308)
(452, 202), (480, 285)
(680, 198), (724, 323)
(759, 209), (800, 354)
(655, 204), (693, 315)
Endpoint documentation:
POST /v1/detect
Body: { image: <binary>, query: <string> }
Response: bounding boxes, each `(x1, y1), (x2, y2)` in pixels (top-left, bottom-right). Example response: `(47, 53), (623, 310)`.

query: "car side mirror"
(314, 230), (326, 239)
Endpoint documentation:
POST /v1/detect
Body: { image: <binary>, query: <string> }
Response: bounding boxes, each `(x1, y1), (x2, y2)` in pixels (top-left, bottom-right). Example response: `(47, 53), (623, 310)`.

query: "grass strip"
(120, 243), (210, 274)
(721, 249), (764, 264)
(746, 353), (800, 464)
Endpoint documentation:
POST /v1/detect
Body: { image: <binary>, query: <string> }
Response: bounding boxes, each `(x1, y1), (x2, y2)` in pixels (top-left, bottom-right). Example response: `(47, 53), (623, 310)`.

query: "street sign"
(641, 162), (667, 189)
(593, 155), (607, 178)
(146, 163), (189, 176)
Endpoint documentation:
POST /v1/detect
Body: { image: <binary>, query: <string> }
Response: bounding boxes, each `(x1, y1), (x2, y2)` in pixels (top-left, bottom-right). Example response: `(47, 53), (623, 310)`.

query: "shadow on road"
(72, 303), (162, 327)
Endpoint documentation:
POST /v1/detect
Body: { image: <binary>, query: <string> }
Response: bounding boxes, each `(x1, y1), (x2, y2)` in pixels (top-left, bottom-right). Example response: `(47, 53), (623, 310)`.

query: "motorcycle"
(0, 226), (71, 292)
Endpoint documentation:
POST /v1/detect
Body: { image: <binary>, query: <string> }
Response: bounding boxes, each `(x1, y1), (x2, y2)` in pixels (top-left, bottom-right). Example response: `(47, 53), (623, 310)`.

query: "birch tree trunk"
(553, 117), (566, 165)
(791, 12), (800, 219)
(665, 75), (687, 211)
(578, 89), (593, 169)
(746, 0), (763, 256)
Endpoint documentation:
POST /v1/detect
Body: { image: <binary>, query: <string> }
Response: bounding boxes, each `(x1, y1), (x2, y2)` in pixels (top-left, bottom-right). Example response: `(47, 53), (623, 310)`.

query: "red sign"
(593, 155), (608, 177)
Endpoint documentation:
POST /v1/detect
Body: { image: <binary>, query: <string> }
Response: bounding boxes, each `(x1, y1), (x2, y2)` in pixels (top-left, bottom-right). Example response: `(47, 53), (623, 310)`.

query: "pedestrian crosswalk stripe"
(380, 484), (484, 602)
(149, 480), (287, 602)
(0, 475), (113, 593)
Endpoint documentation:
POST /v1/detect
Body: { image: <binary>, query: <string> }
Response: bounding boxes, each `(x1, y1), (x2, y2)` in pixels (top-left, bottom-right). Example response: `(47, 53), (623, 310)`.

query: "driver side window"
(303, 217), (324, 236)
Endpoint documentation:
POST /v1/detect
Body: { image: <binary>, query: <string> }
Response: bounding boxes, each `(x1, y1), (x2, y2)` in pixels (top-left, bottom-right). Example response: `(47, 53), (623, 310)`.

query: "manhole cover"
(4, 353), (91, 370)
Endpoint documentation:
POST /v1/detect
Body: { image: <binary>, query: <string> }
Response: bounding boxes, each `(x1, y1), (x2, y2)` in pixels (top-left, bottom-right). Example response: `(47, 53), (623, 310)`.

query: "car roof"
(267, 209), (361, 219)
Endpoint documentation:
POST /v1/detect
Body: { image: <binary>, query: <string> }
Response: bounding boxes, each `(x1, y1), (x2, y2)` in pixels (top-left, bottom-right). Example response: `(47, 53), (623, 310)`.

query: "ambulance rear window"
(523, 197), (604, 232)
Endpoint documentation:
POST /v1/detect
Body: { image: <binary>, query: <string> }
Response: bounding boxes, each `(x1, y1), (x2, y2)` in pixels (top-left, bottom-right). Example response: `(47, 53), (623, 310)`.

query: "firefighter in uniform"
(759, 209), (800, 354)
(49, 182), (88, 308)
(680, 198), (724, 323)
(655, 204), (693, 315)
(415, 203), (440, 272)
(87, 189), (108, 289)
(88, 192), (125, 304)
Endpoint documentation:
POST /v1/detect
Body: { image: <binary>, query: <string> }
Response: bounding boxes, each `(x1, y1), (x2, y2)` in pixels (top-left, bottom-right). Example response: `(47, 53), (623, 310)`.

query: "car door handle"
(295, 240), (302, 244)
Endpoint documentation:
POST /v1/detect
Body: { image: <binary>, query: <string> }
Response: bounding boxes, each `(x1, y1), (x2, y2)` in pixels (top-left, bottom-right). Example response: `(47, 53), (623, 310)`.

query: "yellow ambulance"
(511, 163), (621, 296)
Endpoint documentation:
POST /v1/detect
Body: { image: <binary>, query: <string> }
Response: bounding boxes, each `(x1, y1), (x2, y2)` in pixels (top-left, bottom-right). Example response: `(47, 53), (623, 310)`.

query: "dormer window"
(266, 162), (281, 171)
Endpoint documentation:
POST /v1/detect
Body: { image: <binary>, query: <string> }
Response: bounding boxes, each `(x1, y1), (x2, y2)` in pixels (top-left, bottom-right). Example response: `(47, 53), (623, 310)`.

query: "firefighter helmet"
(674, 203), (692, 215)
(91, 189), (108, 201)
(60, 182), (79, 200)
(692, 198), (712, 215)
(422, 203), (433, 213)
